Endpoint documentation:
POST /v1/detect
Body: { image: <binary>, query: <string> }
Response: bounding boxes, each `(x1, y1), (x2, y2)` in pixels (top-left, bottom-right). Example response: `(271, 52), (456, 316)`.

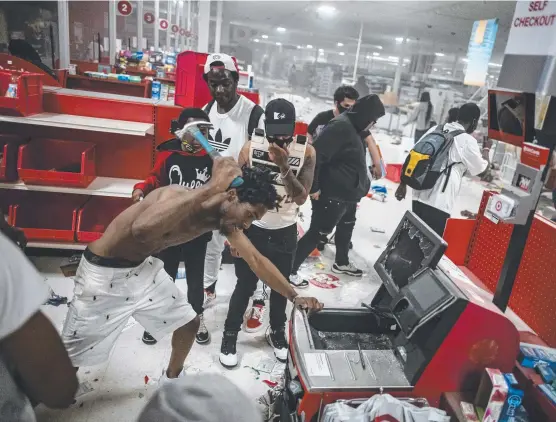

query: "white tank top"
(250, 134), (307, 230)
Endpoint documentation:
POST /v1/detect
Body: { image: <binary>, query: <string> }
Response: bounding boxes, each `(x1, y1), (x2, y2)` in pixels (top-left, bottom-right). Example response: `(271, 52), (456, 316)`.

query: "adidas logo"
(195, 167), (210, 183)
(208, 129), (231, 152)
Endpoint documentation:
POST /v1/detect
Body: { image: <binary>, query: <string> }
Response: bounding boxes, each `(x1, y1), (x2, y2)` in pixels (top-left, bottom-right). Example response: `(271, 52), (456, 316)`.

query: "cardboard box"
(474, 369), (524, 422)
(519, 343), (556, 370)
(475, 368), (508, 422)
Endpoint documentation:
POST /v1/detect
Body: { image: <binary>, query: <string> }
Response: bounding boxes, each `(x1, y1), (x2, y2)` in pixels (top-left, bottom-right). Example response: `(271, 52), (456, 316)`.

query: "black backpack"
(401, 124), (464, 191)
(204, 99), (264, 140)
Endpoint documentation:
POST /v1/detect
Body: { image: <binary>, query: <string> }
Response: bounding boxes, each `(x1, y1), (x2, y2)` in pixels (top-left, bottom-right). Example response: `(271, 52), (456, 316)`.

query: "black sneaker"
(142, 331), (157, 345)
(332, 262), (363, 277)
(219, 331), (238, 368)
(195, 314), (210, 344)
(289, 273), (309, 289)
(266, 327), (288, 362)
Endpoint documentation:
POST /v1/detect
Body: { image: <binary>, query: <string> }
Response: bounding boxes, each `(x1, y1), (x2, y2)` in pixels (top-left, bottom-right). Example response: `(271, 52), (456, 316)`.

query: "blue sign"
(464, 19), (499, 86)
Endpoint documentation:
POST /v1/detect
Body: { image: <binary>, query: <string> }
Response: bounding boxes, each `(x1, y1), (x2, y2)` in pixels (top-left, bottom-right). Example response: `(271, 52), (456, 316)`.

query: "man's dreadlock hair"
(236, 166), (280, 211)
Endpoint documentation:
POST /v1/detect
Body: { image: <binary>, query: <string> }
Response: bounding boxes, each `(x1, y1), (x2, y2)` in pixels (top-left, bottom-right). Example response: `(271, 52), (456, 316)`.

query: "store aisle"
(33, 132), (491, 422)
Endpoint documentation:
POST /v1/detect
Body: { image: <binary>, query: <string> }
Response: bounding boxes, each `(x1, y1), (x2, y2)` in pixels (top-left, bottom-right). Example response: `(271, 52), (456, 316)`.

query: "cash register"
(280, 211), (520, 422)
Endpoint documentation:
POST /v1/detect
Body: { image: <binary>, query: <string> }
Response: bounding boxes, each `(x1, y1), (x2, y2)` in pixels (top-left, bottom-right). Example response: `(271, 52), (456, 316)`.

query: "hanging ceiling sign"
(179, 28), (186, 36)
(117, 0), (133, 17)
(143, 12), (155, 24)
(171, 24), (179, 33)
(463, 19), (499, 87)
(159, 19), (169, 30)
(498, 1), (556, 96)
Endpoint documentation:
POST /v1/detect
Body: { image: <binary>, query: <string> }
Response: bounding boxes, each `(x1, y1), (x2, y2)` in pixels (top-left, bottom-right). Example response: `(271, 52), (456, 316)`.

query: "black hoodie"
(311, 94), (385, 202)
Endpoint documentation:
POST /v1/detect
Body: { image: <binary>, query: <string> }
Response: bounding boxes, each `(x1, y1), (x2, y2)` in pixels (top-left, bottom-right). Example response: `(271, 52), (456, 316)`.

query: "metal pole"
(154, 0), (160, 50)
(57, 0), (70, 68)
(166, 0), (172, 51)
(181, 0), (187, 50)
(352, 21), (363, 81)
(197, 0), (211, 53)
(215, 0), (223, 53)
(175, 2), (181, 51)
(137, 0), (143, 50)
(186, 0), (192, 49)
(109, 0), (117, 65)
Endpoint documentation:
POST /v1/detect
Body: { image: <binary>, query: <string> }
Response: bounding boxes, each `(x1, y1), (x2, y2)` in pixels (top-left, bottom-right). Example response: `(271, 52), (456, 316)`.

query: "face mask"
(337, 104), (348, 114)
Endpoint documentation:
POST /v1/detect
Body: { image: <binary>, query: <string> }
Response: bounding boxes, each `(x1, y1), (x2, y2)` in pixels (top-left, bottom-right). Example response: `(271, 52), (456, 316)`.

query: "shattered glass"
(309, 326), (393, 351)
(380, 219), (436, 289)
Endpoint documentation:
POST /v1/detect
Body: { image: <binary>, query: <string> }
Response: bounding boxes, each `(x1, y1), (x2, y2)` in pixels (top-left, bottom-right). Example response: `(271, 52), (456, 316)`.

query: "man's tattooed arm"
(281, 145), (316, 205)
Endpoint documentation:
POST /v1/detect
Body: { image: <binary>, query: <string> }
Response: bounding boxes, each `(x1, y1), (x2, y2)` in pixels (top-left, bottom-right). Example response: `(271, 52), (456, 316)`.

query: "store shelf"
(27, 241), (87, 250)
(0, 113), (154, 136)
(0, 177), (140, 198)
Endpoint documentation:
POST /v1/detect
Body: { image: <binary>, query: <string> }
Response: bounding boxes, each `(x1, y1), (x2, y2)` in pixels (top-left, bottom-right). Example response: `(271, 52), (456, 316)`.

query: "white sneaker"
(159, 367), (186, 385)
(243, 300), (266, 333)
(289, 273), (309, 289)
(332, 262), (363, 277)
(266, 327), (288, 363)
(219, 331), (239, 368)
(203, 289), (216, 308)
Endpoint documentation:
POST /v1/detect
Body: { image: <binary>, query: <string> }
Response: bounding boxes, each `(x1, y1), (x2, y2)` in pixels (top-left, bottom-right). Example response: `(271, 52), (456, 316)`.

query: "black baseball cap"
(264, 98), (296, 137)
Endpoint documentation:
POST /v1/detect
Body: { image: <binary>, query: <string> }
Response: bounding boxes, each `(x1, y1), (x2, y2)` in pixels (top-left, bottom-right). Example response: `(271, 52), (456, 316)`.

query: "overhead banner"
(498, 0), (556, 96)
(464, 19), (499, 86)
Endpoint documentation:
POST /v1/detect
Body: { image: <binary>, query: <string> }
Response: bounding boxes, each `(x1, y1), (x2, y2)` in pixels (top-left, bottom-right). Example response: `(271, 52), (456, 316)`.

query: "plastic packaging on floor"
(320, 394), (450, 422)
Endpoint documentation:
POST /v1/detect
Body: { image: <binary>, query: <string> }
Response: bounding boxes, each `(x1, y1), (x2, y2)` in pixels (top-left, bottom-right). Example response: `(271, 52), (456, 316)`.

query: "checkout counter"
(280, 212), (520, 422)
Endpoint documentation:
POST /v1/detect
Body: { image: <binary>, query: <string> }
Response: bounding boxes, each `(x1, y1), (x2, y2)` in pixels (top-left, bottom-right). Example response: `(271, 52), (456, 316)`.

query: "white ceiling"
(223, 1), (516, 62)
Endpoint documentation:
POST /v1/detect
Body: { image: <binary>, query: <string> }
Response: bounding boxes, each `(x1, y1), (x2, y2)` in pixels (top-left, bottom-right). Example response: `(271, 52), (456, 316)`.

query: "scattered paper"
(75, 381), (94, 398)
(370, 227), (386, 233)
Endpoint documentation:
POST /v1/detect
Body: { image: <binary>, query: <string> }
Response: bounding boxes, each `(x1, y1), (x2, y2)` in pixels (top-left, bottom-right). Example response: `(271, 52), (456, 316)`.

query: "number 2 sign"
(117, 0), (133, 16)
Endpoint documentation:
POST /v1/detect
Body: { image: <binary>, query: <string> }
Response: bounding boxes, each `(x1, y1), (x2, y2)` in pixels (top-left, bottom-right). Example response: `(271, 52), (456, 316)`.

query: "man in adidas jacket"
(201, 53), (267, 326)
(395, 103), (488, 236)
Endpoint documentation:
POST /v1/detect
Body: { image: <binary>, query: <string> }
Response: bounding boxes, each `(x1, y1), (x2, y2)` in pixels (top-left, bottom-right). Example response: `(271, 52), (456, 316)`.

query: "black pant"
(156, 240), (208, 315)
(414, 128), (427, 144)
(224, 224), (297, 332)
(292, 198), (357, 273)
(412, 200), (450, 238)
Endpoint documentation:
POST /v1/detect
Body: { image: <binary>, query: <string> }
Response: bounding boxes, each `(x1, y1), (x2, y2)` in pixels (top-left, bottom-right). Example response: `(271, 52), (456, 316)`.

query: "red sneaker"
(243, 300), (266, 333)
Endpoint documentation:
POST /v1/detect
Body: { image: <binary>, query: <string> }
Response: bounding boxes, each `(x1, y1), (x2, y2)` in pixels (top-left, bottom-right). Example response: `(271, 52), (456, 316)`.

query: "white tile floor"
(32, 130), (499, 421)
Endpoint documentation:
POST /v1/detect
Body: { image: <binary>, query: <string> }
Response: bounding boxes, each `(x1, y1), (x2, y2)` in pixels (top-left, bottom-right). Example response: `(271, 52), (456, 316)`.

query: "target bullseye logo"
(495, 200), (502, 212)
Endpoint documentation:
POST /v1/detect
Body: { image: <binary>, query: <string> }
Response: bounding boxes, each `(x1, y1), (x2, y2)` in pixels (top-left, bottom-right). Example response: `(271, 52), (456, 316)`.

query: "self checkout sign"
(117, 0), (133, 16)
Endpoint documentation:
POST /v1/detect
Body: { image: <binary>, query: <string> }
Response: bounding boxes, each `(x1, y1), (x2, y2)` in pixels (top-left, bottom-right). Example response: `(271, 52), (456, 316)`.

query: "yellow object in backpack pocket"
(404, 151), (430, 176)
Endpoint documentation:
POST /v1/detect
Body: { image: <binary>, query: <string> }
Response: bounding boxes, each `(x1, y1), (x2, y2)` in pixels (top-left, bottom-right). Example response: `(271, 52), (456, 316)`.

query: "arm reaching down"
(226, 230), (323, 312)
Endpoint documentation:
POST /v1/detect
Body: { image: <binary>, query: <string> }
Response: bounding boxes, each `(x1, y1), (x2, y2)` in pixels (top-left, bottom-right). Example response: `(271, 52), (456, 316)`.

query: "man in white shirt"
(201, 53), (267, 335)
(0, 229), (78, 421)
(395, 103), (488, 236)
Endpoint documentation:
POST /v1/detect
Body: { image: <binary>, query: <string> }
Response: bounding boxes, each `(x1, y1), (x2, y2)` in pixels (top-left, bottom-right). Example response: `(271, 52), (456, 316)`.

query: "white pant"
(62, 256), (197, 367)
(203, 230), (264, 297)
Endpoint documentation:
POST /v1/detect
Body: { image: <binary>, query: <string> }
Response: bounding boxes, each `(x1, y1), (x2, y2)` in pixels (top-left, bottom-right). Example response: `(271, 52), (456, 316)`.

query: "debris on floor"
(75, 381), (94, 398)
(45, 287), (68, 307)
(370, 226), (386, 233)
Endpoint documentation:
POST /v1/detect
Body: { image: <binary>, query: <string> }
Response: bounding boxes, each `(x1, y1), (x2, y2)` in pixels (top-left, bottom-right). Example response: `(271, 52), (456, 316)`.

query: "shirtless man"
(61, 157), (323, 382)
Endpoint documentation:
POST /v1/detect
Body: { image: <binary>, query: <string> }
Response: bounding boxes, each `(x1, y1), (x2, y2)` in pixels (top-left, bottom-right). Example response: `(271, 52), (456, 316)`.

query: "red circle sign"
(159, 19), (169, 30)
(179, 28), (186, 36)
(144, 12), (155, 24)
(117, 0), (132, 16)
(495, 200), (502, 212)
(171, 24), (179, 33)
